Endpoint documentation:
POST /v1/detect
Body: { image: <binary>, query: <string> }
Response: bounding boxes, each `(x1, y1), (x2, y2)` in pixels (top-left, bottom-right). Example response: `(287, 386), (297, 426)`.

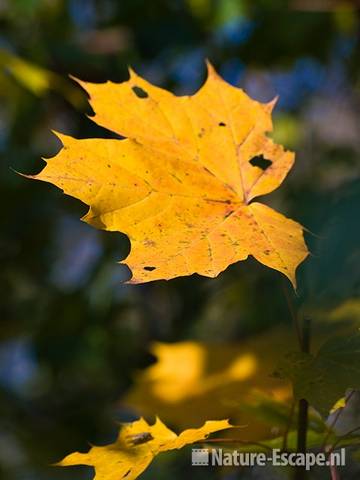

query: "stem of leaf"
(294, 316), (311, 480)
(282, 283), (311, 480)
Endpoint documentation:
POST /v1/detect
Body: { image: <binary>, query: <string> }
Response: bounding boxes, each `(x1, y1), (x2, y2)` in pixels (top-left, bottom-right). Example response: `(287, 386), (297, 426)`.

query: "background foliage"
(1, 0), (359, 479)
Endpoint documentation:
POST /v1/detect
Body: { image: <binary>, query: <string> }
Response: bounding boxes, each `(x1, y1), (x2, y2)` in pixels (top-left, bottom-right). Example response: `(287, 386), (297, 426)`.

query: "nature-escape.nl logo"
(191, 448), (346, 471)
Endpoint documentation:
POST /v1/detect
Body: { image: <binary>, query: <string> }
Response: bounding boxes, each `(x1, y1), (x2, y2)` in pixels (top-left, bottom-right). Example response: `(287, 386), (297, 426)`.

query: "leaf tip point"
(205, 60), (217, 77)
(264, 96), (278, 113)
(12, 168), (38, 181)
(50, 129), (66, 144)
(68, 74), (90, 93)
(128, 66), (137, 79)
(68, 73), (82, 83)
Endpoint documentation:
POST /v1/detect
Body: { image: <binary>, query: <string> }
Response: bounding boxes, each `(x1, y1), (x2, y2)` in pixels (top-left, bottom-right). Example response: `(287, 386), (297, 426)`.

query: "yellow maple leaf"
(57, 417), (232, 480)
(30, 63), (308, 286)
(124, 329), (293, 442)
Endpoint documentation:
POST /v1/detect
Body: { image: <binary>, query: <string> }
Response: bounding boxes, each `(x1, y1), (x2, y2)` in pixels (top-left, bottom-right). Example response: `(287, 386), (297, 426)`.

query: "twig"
(328, 425), (360, 453)
(322, 424), (360, 480)
(330, 464), (340, 480)
(294, 317), (311, 480)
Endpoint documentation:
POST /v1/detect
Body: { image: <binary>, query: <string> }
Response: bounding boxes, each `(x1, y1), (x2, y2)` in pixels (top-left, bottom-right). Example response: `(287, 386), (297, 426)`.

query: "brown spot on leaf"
(198, 128), (205, 138)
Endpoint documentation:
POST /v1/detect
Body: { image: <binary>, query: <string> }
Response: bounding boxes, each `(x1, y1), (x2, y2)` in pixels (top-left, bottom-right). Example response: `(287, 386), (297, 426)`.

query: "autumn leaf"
(57, 417), (232, 480)
(124, 329), (294, 444)
(29, 63), (308, 286)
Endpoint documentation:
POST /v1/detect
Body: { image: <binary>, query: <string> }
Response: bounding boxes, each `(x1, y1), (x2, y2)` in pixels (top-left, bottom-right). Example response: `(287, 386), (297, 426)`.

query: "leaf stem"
(328, 425), (360, 452)
(294, 316), (311, 480)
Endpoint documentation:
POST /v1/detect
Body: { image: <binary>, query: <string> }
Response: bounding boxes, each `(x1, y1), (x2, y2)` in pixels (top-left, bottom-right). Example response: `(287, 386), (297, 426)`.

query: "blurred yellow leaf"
(0, 48), (51, 95)
(124, 327), (294, 443)
(330, 396), (346, 414)
(29, 63), (308, 287)
(58, 417), (232, 480)
(0, 48), (86, 107)
(124, 320), (353, 442)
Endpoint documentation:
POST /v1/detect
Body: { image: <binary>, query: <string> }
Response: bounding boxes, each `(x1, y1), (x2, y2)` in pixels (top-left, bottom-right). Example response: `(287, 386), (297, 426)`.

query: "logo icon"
(192, 448), (209, 466)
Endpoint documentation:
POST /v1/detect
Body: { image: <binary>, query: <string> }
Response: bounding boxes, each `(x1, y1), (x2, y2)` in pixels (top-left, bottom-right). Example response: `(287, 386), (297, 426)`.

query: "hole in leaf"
(144, 266), (156, 271)
(132, 86), (149, 98)
(250, 155), (272, 170)
(218, 122), (226, 126)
